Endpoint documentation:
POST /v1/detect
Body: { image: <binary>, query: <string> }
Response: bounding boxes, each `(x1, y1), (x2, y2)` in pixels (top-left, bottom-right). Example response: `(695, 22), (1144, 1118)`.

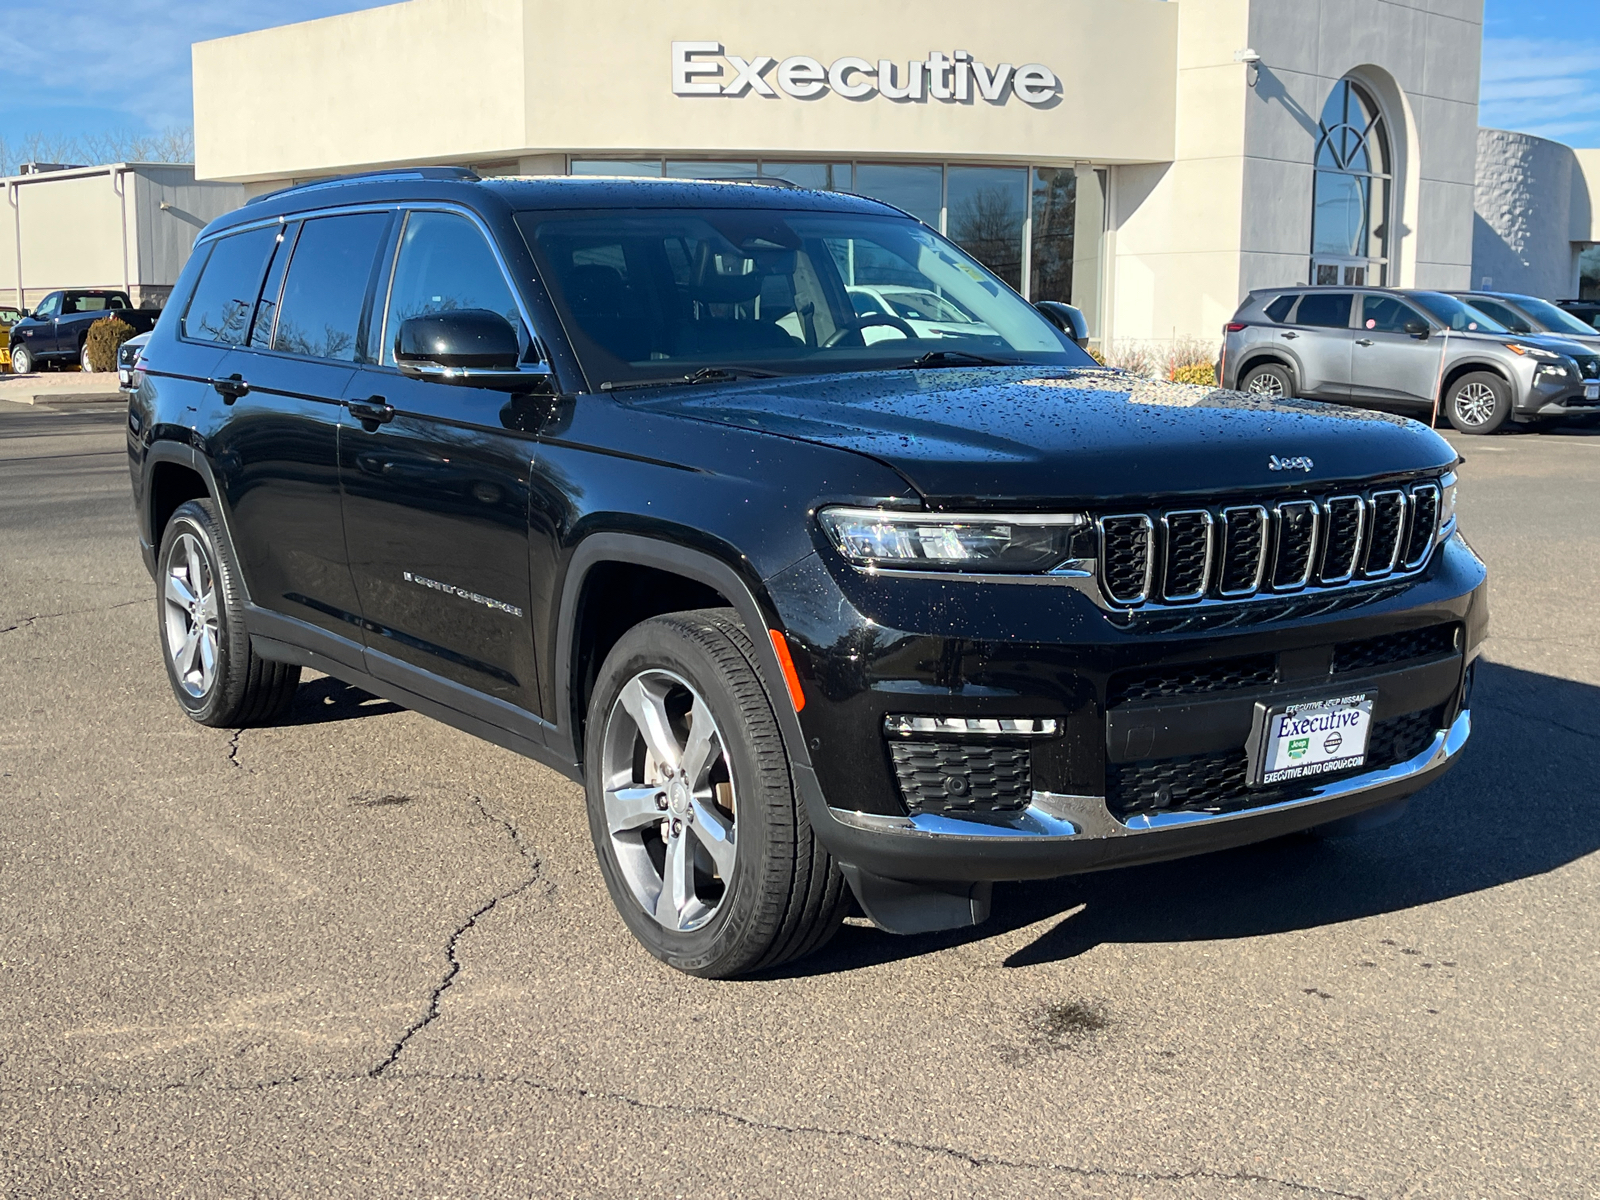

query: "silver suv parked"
(1221, 287), (1600, 434)
(1450, 291), (1600, 357)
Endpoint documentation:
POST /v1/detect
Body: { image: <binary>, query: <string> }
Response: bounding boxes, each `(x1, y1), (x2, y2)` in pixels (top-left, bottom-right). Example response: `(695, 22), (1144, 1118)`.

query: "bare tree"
(0, 127), (194, 177)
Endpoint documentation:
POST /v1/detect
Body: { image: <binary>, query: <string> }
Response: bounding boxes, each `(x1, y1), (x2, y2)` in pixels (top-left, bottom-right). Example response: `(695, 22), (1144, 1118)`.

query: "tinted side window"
(1264, 294), (1296, 323)
(1465, 298), (1530, 333)
(1295, 293), (1353, 329)
(273, 213), (390, 362)
(182, 227), (278, 346)
(1362, 295), (1427, 334)
(248, 224), (296, 349)
(380, 211), (522, 364)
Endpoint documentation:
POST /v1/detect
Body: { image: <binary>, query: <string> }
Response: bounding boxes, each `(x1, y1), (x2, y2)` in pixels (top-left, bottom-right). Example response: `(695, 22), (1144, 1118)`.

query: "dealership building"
(140, 0), (1600, 344)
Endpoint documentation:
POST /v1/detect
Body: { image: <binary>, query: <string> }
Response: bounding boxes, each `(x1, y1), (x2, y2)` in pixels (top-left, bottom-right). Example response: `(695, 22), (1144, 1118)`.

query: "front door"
(338, 209), (545, 716)
(1287, 291), (1356, 398)
(1350, 293), (1441, 407)
(207, 211), (392, 657)
(30, 292), (63, 357)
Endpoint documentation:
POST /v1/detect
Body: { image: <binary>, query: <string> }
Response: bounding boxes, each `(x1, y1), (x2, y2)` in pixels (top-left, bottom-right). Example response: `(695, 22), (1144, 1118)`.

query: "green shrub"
(85, 315), (136, 373)
(1170, 362), (1217, 387)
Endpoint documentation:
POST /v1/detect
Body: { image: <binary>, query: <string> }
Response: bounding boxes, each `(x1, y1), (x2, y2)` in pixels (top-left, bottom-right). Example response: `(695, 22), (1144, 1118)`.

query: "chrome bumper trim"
(828, 709), (1470, 842)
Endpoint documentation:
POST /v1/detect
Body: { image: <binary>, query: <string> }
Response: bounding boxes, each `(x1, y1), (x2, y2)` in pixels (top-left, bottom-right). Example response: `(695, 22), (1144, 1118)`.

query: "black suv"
(128, 170), (1485, 977)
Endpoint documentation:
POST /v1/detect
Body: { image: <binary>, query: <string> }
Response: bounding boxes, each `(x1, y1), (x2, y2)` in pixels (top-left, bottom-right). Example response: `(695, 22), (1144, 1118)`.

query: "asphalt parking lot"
(2, 400), (1596, 1199)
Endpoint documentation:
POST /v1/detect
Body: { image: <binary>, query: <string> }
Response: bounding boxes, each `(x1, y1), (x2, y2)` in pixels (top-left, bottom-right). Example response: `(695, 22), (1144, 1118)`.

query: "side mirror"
(394, 309), (548, 390)
(1035, 300), (1091, 348)
(1404, 319), (1430, 339)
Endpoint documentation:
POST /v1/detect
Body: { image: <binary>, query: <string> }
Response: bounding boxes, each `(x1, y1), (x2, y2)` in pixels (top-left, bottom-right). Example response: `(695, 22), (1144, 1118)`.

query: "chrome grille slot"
(1091, 479), (1446, 609)
(1404, 484), (1439, 568)
(1218, 506), (1268, 596)
(1100, 515), (1154, 605)
(1272, 500), (1319, 590)
(1162, 510), (1212, 601)
(1319, 496), (1365, 583)
(1363, 490), (1406, 576)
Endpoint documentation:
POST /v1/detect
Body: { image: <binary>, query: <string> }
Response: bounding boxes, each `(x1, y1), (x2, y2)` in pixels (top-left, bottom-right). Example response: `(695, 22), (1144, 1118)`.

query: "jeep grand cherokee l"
(127, 170), (1485, 977)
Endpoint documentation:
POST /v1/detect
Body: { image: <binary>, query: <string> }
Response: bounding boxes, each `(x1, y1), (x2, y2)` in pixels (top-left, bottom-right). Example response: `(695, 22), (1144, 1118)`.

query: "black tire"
(1444, 371), (1512, 434)
(9, 344), (31, 375)
(156, 498), (300, 727)
(584, 608), (849, 978)
(1240, 362), (1294, 399)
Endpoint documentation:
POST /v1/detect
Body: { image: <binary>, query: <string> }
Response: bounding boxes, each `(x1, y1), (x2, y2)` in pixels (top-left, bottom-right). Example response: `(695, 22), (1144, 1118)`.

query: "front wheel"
(584, 609), (849, 977)
(157, 498), (301, 726)
(10, 344), (32, 375)
(1445, 371), (1512, 434)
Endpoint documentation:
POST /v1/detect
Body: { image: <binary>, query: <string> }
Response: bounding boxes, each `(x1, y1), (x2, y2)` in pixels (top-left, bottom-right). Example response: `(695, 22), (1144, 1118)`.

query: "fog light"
(884, 715), (1059, 736)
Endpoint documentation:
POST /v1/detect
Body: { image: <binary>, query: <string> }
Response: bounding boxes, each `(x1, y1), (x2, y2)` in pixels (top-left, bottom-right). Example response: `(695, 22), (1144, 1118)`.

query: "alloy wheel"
(80, 344), (95, 372)
(599, 669), (738, 933)
(1246, 372), (1285, 398)
(163, 533), (220, 698)
(1454, 381), (1497, 426)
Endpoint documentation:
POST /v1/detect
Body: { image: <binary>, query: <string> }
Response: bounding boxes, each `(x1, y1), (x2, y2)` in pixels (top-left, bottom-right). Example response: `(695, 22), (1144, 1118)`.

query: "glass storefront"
(1579, 245), (1600, 302)
(568, 157), (1109, 337)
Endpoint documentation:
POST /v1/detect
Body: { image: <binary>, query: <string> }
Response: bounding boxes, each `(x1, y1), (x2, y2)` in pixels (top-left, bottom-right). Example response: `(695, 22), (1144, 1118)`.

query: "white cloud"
(1480, 35), (1600, 147)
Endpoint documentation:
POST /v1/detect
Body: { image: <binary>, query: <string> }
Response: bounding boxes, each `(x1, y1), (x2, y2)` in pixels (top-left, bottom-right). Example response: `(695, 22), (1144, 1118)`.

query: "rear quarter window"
(182, 227), (279, 346)
(1264, 294), (1296, 323)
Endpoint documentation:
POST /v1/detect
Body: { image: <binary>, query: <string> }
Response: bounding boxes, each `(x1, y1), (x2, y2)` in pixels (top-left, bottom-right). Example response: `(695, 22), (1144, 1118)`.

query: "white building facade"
(191, 0), (1486, 348)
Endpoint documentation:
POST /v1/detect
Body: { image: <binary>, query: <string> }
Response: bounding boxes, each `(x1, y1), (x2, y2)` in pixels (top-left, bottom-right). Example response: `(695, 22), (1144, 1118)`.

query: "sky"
(0, 0), (1595, 149)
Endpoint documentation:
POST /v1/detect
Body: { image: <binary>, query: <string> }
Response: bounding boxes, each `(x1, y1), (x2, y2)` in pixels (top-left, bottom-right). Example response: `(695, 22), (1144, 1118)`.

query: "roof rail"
(246, 165), (481, 205)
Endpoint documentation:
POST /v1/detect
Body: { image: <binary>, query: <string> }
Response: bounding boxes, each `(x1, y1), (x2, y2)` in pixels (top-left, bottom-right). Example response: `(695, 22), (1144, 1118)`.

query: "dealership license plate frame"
(1246, 692), (1375, 787)
(1584, 381), (1599, 402)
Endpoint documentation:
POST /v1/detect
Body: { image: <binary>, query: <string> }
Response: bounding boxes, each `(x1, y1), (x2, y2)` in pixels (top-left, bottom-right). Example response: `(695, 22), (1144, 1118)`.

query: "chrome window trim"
(1217, 505), (1269, 596)
(1098, 513), (1155, 606)
(1271, 499), (1321, 591)
(1160, 509), (1214, 602)
(1319, 494), (1366, 584)
(1363, 489), (1406, 577)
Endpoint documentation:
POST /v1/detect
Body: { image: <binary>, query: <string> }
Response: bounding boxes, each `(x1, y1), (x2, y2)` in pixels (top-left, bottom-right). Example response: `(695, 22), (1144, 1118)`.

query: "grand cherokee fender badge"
(403, 571), (524, 617)
(1268, 455), (1314, 472)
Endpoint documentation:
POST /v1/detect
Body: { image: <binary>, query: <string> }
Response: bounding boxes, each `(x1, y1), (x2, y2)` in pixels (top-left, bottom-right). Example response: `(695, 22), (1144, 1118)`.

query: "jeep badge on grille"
(1268, 455), (1314, 472)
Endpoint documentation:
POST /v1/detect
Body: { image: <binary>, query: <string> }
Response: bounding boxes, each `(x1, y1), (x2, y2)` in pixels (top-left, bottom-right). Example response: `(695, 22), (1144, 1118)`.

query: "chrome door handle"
(1356, 338), (1375, 346)
(211, 374), (250, 403)
(1280, 331), (1298, 339)
(346, 396), (395, 426)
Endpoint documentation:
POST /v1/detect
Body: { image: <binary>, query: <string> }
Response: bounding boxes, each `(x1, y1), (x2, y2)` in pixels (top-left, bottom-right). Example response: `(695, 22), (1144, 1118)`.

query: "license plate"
(1584, 382), (1599, 401)
(1251, 693), (1374, 786)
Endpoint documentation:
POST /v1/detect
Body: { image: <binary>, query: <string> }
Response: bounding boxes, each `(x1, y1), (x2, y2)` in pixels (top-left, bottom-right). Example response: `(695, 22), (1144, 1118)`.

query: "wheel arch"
(1440, 359), (1511, 400)
(141, 442), (249, 600)
(1234, 352), (1299, 394)
(552, 532), (815, 788)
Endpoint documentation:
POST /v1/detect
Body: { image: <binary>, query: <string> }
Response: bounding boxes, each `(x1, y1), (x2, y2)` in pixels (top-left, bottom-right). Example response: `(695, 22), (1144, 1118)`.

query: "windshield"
(515, 208), (1090, 388)
(1411, 292), (1508, 334)
(1514, 296), (1599, 337)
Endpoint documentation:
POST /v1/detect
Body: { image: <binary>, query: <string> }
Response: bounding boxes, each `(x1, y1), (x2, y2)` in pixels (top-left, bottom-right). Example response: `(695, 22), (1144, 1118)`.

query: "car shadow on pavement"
(783, 661), (1600, 976)
(279, 674), (405, 726)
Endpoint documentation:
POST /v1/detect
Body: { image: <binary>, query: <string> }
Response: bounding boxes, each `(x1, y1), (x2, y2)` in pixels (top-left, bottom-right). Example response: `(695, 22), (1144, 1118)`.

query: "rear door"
(339, 208), (547, 716)
(1286, 292), (1355, 398)
(1350, 293), (1441, 407)
(207, 210), (392, 658)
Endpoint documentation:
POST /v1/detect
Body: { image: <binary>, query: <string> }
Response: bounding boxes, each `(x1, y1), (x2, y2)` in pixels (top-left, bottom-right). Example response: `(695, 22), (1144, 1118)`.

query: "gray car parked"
(1450, 291), (1600, 357)
(1221, 287), (1600, 434)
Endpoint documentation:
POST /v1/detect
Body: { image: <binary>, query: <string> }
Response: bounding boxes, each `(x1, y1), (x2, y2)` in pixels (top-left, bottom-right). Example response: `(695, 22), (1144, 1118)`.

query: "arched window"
(1311, 79), (1392, 286)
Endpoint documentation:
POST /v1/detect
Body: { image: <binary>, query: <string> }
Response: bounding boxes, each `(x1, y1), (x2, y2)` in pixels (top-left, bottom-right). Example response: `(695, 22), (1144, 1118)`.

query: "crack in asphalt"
(226, 729), (244, 770)
(0, 597), (145, 635)
(3, 1070), (1369, 1198)
(367, 796), (541, 1078)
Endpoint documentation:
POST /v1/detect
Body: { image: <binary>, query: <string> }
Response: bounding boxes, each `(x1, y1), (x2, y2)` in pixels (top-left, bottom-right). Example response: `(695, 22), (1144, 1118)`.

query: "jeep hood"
(632, 367), (1457, 504)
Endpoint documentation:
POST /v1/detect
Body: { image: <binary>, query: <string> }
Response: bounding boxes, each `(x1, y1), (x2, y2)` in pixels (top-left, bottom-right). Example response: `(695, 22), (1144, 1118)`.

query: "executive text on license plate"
(1254, 693), (1373, 786)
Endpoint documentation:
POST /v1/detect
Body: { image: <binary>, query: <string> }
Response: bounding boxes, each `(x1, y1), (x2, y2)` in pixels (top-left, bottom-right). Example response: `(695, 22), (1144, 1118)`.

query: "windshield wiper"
(600, 366), (780, 392)
(881, 350), (1018, 370)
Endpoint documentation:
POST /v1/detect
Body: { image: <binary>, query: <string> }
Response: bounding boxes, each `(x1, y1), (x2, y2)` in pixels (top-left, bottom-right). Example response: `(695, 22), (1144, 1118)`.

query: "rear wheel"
(1445, 371), (1512, 434)
(584, 608), (849, 977)
(10, 344), (32, 375)
(157, 498), (300, 727)
(79, 342), (95, 372)
(1240, 362), (1294, 399)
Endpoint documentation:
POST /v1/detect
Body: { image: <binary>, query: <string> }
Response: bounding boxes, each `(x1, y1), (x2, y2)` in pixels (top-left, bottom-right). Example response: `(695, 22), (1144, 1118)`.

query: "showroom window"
(1579, 245), (1600, 301)
(567, 157), (1110, 339)
(1311, 79), (1392, 287)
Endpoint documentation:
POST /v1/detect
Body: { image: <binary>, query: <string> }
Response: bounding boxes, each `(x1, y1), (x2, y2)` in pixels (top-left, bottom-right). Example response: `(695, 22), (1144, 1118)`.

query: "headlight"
(818, 507), (1093, 573)
(1437, 474), (1458, 544)
(1505, 342), (1561, 361)
(1538, 364), (1571, 378)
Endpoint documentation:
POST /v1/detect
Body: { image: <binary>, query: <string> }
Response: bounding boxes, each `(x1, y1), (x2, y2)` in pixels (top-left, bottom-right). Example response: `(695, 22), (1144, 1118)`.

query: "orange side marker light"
(768, 629), (806, 712)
